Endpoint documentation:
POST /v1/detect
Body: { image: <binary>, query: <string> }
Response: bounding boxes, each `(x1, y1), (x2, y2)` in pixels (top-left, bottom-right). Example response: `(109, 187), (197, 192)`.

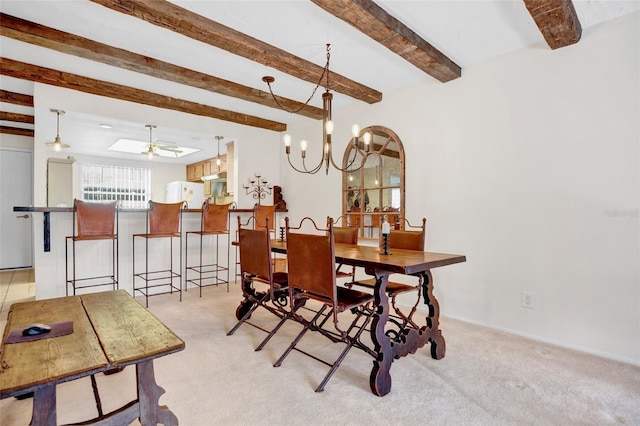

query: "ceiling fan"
(45, 109), (71, 152)
(141, 124), (183, 159)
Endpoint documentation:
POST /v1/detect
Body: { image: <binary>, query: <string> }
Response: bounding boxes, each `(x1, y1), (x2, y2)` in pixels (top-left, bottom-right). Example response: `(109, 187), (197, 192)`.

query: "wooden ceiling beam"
(522, 0), (582, 49)
(0, 125), (34, 137)
(0, 89), (33, 107)
(0, 58), (286, 132)
(0, 13), (322, 120)
(89, 0), (382, 104)
(311, 0), (461, 83)
(0, 111), (34, 124)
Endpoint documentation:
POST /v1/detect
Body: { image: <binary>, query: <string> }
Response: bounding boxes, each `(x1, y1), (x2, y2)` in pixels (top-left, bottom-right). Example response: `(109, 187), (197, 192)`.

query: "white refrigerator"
(165, 181), (206, 208)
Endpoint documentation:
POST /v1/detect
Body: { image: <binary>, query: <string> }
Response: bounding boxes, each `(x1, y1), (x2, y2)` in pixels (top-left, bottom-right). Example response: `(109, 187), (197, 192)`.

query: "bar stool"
(185, 200), (232, 295)
(65, 199), (118, 296)
(133, 200), (185, 307)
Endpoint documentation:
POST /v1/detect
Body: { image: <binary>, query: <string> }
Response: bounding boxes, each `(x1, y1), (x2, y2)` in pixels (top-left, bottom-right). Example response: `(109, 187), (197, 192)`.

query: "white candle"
(382, 222), (390, 235)
(279, 218), (286, 228)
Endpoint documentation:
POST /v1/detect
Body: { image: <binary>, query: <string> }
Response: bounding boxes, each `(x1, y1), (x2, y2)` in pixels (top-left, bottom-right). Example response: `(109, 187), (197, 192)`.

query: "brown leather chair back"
(388, 218), (426, 251)
(286, 219), (336, 304)
(148, 201), (183, 235)
(238, 226), (273, 283)
(202, 200), (230, 233)
(254, 204), (276, 231)
(333, 226), (358, 245)
(75, 199), (117, 238)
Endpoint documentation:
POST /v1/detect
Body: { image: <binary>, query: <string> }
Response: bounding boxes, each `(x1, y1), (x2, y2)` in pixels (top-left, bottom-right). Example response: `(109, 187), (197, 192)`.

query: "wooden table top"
(270, 240), (466, 275)
(0, 290), (184, 398)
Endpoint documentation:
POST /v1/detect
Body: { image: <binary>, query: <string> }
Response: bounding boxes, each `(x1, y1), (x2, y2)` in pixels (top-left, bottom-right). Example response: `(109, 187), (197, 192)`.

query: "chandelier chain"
(264, 44), (331, 114)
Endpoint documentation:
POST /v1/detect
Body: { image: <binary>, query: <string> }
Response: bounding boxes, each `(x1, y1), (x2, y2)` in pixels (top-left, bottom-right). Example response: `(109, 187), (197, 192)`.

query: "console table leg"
(137, 360), (178, 426)
(32, 383), (56, 426)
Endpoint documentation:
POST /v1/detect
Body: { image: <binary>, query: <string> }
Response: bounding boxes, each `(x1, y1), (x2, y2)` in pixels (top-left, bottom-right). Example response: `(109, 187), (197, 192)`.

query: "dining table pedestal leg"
(369, 270), (447, 396)
(369, 273), (393, 396)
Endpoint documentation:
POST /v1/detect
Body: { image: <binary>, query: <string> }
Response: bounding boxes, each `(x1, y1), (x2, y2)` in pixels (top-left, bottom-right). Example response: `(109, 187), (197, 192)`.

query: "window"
(342, 126), (405, 239)
(82, 163), (152, 208)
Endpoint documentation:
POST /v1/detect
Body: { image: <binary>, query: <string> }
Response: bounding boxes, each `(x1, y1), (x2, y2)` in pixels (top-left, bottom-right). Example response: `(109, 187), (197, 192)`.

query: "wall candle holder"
(243, 172), (272, 205)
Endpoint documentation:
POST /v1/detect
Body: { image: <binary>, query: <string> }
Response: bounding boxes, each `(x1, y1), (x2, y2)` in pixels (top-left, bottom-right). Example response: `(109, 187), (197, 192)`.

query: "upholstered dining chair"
(254, 203), (276, 232)
(254, 203), (286, 273)
(65, 199), (119, 296)
(352, 218), (427, 335)
(332, 216), (359, 285)
(185, 200), (232, 295)
(273, 217), (375, 392)
(227, 215), (290, 351)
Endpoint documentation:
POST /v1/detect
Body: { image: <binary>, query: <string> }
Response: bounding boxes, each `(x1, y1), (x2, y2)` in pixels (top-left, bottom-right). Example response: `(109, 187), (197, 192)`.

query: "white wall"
(0, 133), (33, 150)
(281, 13), (640, 364)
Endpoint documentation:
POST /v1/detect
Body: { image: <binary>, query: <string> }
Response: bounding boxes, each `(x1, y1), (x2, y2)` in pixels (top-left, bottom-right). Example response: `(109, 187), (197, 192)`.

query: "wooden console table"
(0, 290), (185, 425)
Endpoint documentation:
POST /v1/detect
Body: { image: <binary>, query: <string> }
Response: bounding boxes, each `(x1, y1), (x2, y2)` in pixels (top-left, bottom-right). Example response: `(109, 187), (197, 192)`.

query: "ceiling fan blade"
(157, 145), (183, 153)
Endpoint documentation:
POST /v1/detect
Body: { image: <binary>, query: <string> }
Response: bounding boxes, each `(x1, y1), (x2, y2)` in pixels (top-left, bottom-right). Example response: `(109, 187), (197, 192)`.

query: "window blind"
(82, 163), (152, 208)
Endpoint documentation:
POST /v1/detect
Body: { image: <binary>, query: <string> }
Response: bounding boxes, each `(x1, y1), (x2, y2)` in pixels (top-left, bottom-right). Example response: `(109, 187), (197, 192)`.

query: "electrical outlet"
(522, 292), (535, 309)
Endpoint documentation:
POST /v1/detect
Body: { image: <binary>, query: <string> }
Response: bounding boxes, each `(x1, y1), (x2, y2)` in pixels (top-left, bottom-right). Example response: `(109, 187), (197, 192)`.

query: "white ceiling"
(1, 0), (639, 164)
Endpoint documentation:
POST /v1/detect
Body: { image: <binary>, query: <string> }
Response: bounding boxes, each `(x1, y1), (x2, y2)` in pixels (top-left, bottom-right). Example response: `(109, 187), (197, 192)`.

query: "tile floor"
(0, 269), (35, 323)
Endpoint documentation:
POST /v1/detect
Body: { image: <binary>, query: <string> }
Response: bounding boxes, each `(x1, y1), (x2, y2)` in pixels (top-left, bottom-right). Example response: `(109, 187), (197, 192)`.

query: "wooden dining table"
(269, 239), (466, 396)
(0, 289), (185, 426)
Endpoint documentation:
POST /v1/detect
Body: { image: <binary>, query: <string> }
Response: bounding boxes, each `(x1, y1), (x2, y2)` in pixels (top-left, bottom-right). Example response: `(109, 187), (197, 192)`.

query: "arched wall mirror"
(342, 126), (405, 239)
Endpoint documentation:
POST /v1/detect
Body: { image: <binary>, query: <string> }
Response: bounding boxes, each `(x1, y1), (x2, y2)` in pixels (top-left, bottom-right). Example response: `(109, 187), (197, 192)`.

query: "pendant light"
(45, 109), (70, 152)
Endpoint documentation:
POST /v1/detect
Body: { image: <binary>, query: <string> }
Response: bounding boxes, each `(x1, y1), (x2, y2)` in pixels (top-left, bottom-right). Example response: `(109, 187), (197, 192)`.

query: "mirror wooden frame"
(341, 125), (405, 240)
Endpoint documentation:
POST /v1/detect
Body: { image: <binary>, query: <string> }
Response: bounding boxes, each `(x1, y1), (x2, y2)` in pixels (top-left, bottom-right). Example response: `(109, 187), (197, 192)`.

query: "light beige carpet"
(1, 284), (639, 425)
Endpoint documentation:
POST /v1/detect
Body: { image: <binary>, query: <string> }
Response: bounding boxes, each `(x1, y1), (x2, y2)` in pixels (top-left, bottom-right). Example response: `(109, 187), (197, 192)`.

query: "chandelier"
(263, 44), (372, 175)
(45, 109), (71, 152)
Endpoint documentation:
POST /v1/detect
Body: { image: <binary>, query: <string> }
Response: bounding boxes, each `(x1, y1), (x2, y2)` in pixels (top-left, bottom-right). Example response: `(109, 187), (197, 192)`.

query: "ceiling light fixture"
(202, 136), (225, 181)
(142, 124), (156, 160)
(215, 136), (223, 169)
(45, 109), (70, 152)
(263, 44), (371, 175)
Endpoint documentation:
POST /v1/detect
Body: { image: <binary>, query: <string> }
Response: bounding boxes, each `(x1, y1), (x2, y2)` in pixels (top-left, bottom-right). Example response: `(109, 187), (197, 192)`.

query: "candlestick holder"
(243, 172), (272, 205)
(279, 226), (285, 242)
(381, 233), (390, 255)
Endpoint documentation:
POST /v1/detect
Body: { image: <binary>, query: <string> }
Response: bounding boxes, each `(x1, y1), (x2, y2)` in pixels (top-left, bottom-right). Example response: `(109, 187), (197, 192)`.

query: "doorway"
(0, 149), (33, 269)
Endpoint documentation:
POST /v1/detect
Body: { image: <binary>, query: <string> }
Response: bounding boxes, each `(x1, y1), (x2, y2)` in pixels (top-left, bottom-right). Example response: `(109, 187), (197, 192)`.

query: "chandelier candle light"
(264, 44), (372, 175)
(243, 172), (272, 205)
